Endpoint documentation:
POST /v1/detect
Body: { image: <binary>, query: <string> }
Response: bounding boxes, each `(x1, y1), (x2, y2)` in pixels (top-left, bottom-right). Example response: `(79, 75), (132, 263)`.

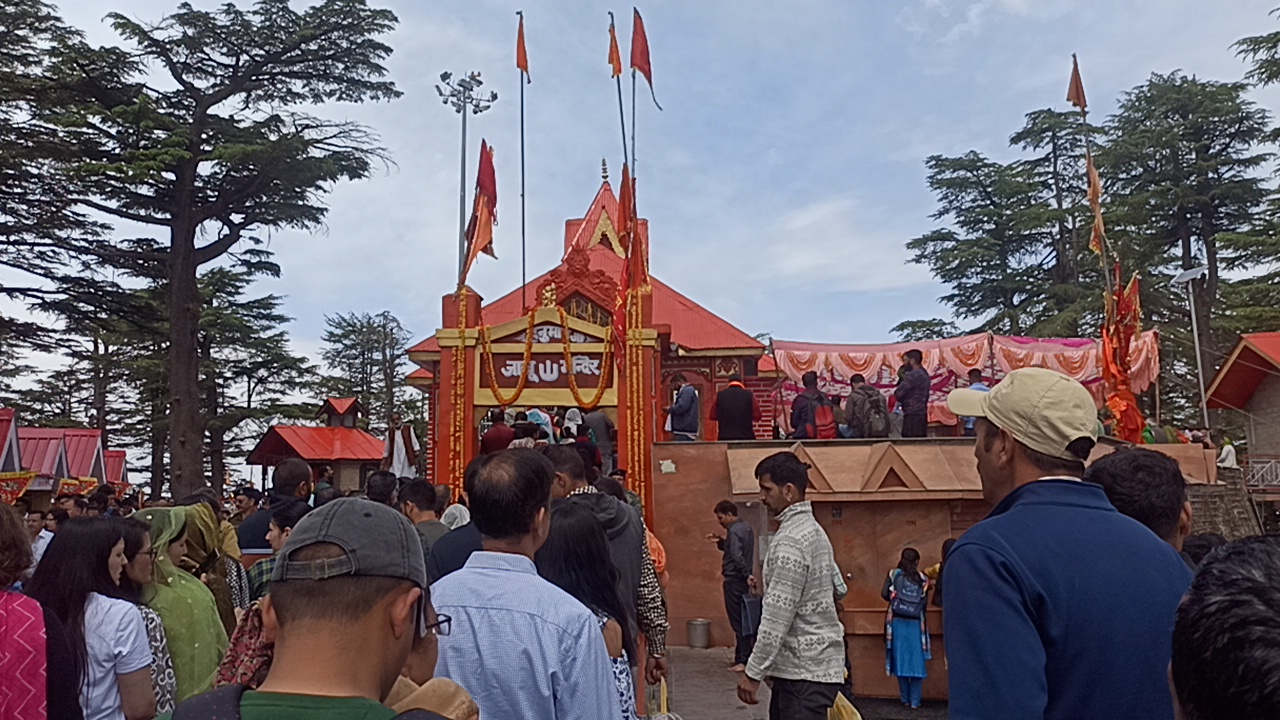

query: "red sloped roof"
(1207, 332), (1280, 411)
(407, 367), (434, 380)
(61, 429), (104, 479)
(322, 397), (359, 416)
(104, 450), (127, 486)
(247, 425), (384, 465)
(409, 245), (762, 356)
(18, 428), (67, 477)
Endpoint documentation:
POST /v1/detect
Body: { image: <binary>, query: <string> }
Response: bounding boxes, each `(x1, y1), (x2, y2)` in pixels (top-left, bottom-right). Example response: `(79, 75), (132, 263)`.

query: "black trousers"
(901, 413), (928, 438)
(769, 678), (841, 720)
(723, 576), (755, 665)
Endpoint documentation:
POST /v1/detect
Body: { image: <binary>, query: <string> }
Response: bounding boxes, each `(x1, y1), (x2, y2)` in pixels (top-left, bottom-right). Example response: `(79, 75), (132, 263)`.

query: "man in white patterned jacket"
(737, 451), (846, 719)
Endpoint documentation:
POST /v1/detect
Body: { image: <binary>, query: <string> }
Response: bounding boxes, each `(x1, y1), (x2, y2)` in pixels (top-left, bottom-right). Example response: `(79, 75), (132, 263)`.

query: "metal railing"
(1244, 458), (1280, 487)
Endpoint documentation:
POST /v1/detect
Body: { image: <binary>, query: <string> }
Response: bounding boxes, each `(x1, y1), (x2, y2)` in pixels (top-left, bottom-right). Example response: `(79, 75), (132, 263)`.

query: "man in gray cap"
(169, 498), (452, 719)
(943, 368), (1193, 720)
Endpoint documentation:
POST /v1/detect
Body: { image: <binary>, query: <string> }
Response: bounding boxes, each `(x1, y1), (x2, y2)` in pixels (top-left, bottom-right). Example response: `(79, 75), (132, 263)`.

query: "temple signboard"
(481, 353), (608, 389)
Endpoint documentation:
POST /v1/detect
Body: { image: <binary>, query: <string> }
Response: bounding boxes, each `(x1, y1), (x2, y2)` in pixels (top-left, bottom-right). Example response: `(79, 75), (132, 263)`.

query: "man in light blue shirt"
(432, 449), (621, 720)
(961, 369), (990, 437)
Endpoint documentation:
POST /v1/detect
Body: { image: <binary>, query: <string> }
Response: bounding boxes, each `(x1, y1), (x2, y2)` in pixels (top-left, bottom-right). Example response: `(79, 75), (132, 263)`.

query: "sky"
(35, 0), (1280, 363)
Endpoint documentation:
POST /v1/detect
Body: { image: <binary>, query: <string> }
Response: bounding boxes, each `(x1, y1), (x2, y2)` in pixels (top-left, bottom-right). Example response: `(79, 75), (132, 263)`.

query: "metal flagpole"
(610, 13), (629, 168)
(519, 13), (528, 310)
(457, 107), (468, 284)
(630, 68), (637, 184)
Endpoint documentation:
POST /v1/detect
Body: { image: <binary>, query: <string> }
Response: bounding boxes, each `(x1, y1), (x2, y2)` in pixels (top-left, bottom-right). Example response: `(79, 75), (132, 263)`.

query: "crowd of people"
(5, 365), (1280, 720)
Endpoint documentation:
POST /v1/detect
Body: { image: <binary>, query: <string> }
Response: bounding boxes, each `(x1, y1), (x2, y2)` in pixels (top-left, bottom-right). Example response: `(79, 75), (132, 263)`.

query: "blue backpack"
(890, 570), (927, 619)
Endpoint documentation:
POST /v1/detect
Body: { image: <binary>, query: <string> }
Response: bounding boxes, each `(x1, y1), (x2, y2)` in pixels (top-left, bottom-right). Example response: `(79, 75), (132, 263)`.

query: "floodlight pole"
(437, 71), (497, 285)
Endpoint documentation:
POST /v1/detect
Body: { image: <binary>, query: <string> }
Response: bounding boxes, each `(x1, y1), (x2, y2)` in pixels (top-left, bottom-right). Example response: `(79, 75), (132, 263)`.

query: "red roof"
(18, 428), (67, 478)
(409, 181), (763, 359)
(319, 397), (361, 417)
(104, 450), (127, 486)
(61, 429), (104, 479)
(247, 425), (384, 465)
(1207, 332), (1280, 411)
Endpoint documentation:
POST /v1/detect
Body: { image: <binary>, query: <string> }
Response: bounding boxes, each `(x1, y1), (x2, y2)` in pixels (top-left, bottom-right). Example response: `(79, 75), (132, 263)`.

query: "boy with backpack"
(844, 375), (891, 439)
(880, 547), (931, 709)
(790, 371), (838, 440)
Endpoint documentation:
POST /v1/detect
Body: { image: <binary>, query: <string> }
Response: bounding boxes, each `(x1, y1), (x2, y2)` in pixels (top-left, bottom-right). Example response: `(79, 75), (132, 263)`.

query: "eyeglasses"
(424, 613), (451, 637)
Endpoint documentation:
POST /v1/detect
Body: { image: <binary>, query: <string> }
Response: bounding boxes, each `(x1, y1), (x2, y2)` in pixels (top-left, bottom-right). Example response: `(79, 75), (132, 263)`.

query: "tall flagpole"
(609, 13), (629, 168)
(518, 11), (527, 311)
(630, 68), (637, 185)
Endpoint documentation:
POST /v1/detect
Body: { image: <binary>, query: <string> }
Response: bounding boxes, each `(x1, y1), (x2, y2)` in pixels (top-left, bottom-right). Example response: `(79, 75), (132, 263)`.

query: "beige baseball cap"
(947, 367), (1098, 461)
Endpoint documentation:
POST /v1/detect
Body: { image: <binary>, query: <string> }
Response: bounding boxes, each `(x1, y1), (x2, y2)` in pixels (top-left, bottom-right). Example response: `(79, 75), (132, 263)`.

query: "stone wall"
(1248, 375), (1280, 456)
(1189, 468), (1262, 539)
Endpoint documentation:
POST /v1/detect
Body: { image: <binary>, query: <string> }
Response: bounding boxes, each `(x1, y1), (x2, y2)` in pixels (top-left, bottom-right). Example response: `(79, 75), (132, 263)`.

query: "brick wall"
(950, 499), (992, 536)
(1248, 375), (1280, 456)
(745, 376), (778, 439)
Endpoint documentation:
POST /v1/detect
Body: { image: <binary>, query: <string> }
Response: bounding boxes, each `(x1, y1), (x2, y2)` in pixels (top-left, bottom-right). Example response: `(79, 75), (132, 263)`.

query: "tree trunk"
(148, 388), (167, 500)
(168, 206), (206, 498)
(209, 428), (226, 497)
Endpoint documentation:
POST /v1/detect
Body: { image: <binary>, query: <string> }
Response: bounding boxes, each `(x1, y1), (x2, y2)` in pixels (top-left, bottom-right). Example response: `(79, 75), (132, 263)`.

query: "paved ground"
(658, 647), (947, 720)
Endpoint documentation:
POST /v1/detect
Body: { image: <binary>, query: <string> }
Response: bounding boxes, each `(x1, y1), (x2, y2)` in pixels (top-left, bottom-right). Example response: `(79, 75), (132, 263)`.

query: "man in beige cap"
(943, 368), (1193, 720)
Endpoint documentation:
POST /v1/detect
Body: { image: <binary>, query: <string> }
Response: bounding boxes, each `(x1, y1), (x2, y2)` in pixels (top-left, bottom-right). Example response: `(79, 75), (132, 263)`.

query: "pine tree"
(318, 311), (411, 431)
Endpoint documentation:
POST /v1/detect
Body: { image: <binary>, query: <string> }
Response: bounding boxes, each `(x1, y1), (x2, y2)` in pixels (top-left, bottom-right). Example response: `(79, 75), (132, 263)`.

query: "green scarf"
(136, 506), (229, 702)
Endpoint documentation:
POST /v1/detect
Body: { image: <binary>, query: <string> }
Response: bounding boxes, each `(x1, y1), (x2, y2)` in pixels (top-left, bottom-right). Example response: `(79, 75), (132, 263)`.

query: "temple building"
(407, 174), (780, 490)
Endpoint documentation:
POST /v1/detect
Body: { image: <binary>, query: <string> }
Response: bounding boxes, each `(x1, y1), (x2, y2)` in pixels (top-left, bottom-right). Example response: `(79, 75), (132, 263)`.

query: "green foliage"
(890, 319), (960, 342)
(317, 310), (411, 431)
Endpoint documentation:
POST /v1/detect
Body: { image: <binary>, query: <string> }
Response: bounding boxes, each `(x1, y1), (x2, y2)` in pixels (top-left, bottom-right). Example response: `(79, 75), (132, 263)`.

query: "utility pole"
(436, 71), (498, 284)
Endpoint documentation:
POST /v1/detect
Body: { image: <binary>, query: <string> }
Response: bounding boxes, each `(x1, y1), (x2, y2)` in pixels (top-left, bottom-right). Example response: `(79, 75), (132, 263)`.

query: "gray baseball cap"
(272, 497), (427, 590)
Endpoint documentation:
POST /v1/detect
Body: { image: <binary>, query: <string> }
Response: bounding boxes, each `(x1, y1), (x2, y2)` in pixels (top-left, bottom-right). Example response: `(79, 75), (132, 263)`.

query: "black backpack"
(172, 685), (448, 720)
(889, 569), (927, 619)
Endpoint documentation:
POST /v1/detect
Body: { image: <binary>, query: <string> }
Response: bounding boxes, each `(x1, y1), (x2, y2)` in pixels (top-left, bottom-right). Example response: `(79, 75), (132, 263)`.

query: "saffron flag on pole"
(1086, 153), (1105, 255)
(611, 164), (633, 364)
(516, 12), (530, 83)
(630, 8), (662, 110)
(608, 16), (623, 78)
(462, 140), (498, 283)
(1067, 53), (1087, 110)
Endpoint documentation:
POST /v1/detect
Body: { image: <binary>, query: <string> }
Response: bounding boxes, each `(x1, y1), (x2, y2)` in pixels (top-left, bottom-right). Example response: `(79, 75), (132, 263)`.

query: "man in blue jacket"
(944, 368), (1193, 720)
(665, 373), (700, 441)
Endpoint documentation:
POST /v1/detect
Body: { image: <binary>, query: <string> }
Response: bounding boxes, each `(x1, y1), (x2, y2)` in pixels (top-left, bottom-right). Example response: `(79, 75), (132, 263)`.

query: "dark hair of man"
(0, 505), (32, 590)
(114, 517), (152, 601)
(754, 451), (811, 495)
(27, 508), (46, 522)
(941, 537), (957, 562)
(672, 372), (687, 384)
(87, 493), (110, 513)
(463, 456), (485, 499)
(1084, 448), (1187, 542)
(714, 500), (738, 516)
(235, 486), (263, 503)
(897, 547), (923, 585)
(968, 369), (983, 382)
(540, 444), (587, 484)
(47, 507), (69, 528)
(905, 349), (923, 364)
(273, 458), (313, 497)
(433, 484), (451, 515)
(269, 542), (420, 627)
(514, 411), (528, 422)
(594, 476), (627, 503)
(535, 501), (636, 665)
(727, 373), (742, 383)
(1171, 536), (1280, 720)
(27, 518), (129, 688)
(978, 421), (1091, 477)
(573, 441), (602, 474)
(850, 374), (866, 384)
(512, 421), (537, 440)
(313, 486), (341, 507)
(609, 468), (627, 480)
(470, 449), (554, 541)
(1182, 533), (1228, 567)
(365, 471), (398, 505)
(177, 488), (221, 519)
(399, 480), (438, 515)
(270, 500), (312, 533)
(801, 371), (819, 389)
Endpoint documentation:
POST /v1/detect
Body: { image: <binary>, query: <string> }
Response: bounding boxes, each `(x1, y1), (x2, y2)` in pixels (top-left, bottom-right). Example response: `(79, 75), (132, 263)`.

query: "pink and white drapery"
(770, 331), (1159, 429)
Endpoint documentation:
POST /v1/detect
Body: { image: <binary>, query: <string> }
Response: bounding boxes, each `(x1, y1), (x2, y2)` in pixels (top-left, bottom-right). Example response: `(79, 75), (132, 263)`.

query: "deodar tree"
(58, 0), (400, 496)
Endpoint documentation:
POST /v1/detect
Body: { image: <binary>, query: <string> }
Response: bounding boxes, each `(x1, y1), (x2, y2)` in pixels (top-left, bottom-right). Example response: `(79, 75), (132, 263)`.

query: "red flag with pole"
(1067, 53), (1087, 110)
(612, 164), (633, 363)
(516, 12), (530, 83)
(462, 140), (497, 283)
(630, 8), (662, 110)
(608, 17), (623, 77)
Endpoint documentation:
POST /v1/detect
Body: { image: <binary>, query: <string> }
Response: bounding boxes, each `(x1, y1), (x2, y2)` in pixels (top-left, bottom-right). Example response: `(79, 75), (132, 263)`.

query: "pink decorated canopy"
(771, 331), (1159, 429)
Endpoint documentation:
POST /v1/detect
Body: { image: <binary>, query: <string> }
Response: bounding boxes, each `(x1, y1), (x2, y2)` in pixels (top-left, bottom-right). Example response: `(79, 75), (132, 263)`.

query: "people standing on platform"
(432, 450), (620, 720)
(382, 411), (421, 478)
(895, 350), (931, 438)
(844, 374), (890, 439)
(737, 451), (845, 720)
(790, 371), (836, 440)
(1170, 536), (1280, 720)
(944, 367), (1193, 720)
(237, 459), (313, 551)
(400, 479), (450, 563)
(1085, 448), (1195, 565)
(705, 500), (755, 672)
(584, 408), (616, 473)
(480, 408), (515, 454)
(960, 369), (989, 437)
(880, 547), (931, 709)
(541, 444), (670, 685)
(665, 374), (700, 442)
(711, 374), (761, 441)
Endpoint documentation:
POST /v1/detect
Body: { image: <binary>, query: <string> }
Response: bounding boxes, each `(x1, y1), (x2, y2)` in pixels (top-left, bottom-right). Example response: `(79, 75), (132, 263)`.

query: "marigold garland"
(557, 307), (612, 409)
(479, 308), (538, 406)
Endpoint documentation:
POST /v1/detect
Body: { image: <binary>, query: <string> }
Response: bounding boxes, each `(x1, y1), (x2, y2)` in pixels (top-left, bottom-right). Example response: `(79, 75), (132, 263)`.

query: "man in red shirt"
(479, 408), (515, 454)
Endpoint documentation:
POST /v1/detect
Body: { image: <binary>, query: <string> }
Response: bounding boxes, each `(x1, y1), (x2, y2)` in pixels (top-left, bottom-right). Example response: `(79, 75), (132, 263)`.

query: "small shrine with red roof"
(247, 397), (385, 492)
(408, 172), (779, 500)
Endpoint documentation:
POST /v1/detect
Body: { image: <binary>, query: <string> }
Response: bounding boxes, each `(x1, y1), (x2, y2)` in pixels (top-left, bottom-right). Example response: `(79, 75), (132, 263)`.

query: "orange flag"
(516, 13), (530, 83)
(612, 164), (633, 364)
(1067, 53), (1087, 110)
(608, 17), (623, 78)
(462, 141), (498, 282)
(630, 8), (662, 110)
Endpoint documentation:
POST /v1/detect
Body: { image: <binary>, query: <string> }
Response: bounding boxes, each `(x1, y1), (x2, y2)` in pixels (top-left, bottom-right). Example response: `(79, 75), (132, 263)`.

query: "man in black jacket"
(238, 458), (313, 551)
(706, 500), (755, 671)
(711, 374), (760, 441)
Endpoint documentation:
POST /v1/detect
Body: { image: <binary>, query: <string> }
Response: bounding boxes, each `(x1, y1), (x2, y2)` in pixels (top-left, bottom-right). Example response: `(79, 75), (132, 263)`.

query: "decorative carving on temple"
(536, 244), (619, 314)
(540, 282), (558, 308)
(564, 293), (612, 328)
